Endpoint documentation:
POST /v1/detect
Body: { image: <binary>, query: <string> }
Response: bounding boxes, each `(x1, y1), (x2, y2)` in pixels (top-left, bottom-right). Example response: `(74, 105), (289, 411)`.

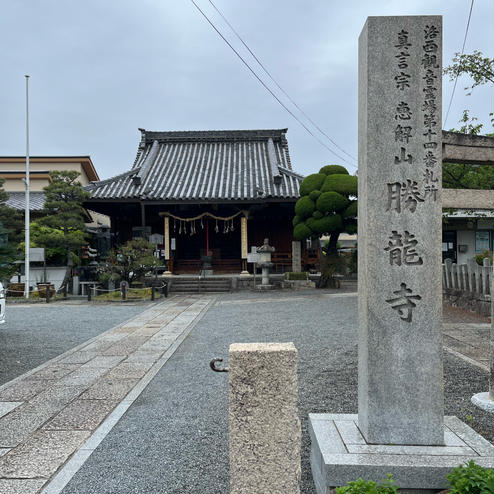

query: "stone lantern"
(256, 238), (275, 289)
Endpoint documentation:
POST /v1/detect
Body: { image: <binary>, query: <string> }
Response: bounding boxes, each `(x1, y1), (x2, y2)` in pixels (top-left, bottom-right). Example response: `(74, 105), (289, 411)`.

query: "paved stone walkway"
(0, 295), (213, 494)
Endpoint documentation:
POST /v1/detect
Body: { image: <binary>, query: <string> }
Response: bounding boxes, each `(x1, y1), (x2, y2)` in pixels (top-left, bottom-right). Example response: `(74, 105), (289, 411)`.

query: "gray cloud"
(1, 0), (492, 179)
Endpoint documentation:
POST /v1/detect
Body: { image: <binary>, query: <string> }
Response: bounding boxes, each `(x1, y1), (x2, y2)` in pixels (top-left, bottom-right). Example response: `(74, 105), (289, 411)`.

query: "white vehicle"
(0, 282), (5, 324)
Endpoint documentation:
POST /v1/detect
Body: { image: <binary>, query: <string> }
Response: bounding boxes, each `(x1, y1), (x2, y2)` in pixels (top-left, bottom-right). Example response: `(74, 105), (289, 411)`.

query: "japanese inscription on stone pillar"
(358, 16), (443, 446)
(164, 216), (170, 260)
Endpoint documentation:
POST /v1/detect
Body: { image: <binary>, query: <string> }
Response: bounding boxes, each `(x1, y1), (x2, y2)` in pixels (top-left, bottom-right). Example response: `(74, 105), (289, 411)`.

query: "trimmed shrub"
(316, 191), (349, 213)
(292, 215), (302, 227)
(322, 174), (358, 196)
(342, 200), (358, 218)
(335, 474), (398, 494)
(299, 173), (326, 196)
(312, 210), (324, 219)
(344, 218), (358, 235)
(294, 196), (315, 219)
(309, 189), (322, 201)
(319, 164), (349, 176)
(311, 214), (342, 234)
(293, 222), (312, 241)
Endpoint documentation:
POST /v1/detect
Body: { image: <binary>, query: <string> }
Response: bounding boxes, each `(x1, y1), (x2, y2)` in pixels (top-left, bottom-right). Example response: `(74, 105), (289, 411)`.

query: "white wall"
(11, 267), (66, 291)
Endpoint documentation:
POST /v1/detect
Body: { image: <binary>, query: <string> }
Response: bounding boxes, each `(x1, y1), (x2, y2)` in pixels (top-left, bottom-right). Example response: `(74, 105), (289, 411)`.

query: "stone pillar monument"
(163, 216), (172, 275)
(309, 16), (494, 493)
(240, 214), (249, 274)
(292, 241), (302, 273)
(358, 15), (443, 446)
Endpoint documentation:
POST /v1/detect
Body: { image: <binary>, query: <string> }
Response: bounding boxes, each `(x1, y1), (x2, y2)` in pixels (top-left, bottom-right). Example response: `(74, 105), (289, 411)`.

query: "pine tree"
(37, 171), (90, 291)
(0, 178), (23, 281)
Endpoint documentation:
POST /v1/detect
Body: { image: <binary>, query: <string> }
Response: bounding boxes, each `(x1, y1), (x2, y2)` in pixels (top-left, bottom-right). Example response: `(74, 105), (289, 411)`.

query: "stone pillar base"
(309, 414), (494, 494)
(240, 270), (249, 276)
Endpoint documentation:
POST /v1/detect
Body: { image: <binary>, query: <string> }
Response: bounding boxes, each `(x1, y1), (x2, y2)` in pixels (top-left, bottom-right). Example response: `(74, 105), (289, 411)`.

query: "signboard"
(247, 252), (261, 264)
(30, 248), (45, 262)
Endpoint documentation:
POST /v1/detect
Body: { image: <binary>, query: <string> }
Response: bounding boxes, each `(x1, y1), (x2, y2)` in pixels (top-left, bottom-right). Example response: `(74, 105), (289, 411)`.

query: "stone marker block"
(292, 241), (302, 273)
(358, 15), (444, 445)
(229, 342), (300, 494)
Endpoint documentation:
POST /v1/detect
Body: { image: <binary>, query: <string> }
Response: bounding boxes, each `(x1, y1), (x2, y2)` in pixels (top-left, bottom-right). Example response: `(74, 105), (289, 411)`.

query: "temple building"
(85, 129), (307, 274)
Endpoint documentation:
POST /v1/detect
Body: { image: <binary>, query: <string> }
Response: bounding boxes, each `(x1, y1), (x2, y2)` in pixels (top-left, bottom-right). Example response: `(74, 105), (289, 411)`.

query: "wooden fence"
(442, 257), (492, 296)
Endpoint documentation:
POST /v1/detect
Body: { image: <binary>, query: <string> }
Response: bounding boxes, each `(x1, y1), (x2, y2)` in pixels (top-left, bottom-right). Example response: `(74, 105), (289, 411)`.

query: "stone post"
(163, 216), (172, 275)
(292, 241), (302, 272)
(490, 262), (493, 400)
(358, 16), (444, 445)
(229, 342), (300, 494)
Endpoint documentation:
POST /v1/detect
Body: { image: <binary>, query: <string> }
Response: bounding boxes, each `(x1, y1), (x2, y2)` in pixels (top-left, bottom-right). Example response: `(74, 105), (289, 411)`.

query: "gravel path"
(60, 291), (492, 494)
(0, 303), (151, 385)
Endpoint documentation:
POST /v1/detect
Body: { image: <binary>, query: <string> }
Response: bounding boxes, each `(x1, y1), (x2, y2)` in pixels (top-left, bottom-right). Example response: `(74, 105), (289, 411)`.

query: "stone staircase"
(168, 277), (232, 293)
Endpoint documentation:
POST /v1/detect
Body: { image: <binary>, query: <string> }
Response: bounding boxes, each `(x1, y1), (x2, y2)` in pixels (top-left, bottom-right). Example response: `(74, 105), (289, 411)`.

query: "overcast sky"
(1, 0), (492, 180)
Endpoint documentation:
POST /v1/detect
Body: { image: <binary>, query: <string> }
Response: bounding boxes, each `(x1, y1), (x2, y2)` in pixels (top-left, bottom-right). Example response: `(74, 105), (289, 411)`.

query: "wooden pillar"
(164, 216), (172, 275)
(240, 213), (248, 274)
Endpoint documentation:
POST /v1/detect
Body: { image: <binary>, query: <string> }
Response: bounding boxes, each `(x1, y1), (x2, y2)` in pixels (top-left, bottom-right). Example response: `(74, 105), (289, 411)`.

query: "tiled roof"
(5, 191), (45, 211)
(87, 129), (303, 202)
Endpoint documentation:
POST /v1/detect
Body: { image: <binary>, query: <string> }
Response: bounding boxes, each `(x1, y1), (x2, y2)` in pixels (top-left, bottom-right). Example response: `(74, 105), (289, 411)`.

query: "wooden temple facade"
(85, 129), (308, 274)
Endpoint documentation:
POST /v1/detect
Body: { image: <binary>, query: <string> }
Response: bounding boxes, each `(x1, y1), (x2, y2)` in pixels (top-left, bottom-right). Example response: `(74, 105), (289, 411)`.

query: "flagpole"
(25, 75), (30, 299)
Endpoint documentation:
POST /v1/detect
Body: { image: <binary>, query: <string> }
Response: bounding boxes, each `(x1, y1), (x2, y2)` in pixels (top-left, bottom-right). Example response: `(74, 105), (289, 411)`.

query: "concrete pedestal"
(309, 414), (494, 494)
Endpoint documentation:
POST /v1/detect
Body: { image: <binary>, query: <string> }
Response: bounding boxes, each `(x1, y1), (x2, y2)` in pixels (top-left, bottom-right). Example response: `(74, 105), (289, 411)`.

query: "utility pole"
(24, 75), (30, 299)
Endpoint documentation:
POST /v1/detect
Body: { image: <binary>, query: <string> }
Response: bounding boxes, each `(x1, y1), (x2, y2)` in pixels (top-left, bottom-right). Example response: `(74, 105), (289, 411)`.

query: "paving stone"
(0, 379), (54, 402)
(124, 350), (163, 363)
(55, 367), (109, 387)
(80, 378), (139, 400)
(58, 351), (98, 365)
(77, 340), (114, 354)
(100, 336), (151, 356)
(111, 326), (139, 333)
(29, 364), (80, 380)
(106, 362), (154, 379)
(0, 479), (46, 494)
(82, 356), (125, 368)
(0, 430), (89, 478)
(0, 385), (86, 447)
(0, 402), (23, 419)
(44, 399), (119, 431)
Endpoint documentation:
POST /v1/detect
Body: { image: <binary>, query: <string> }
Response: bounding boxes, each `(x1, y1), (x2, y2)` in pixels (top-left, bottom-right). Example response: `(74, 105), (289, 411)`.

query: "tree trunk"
(59, 244), (73, 293)
(326, 231), (341, 255)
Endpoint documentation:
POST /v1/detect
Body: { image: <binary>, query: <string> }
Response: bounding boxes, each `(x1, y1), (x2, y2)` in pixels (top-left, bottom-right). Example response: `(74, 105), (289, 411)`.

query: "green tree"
(0, 222), (19, 282)
(293, 165), (357, 255)
(0, 177), (24, 246)
(37, 171), (89, 290)
(0, 178), (23, 281)
(444, 50), (494, 95)
(99, 238), (158, 285)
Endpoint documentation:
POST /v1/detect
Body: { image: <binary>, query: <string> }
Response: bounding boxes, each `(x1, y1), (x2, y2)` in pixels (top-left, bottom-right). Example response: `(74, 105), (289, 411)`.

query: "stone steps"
(169, 279), (232, 293)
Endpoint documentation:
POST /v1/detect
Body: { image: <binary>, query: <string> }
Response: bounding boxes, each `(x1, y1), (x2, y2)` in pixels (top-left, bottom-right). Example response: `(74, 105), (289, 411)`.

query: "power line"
(444, 0), (475, 128)
(206, 0), (357, 164)
(189, 0), (355, 168)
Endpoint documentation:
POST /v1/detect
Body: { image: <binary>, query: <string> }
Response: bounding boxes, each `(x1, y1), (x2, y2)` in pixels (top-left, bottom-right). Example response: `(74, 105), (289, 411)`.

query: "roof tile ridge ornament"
(85, 167), (141, 189)
(130, 128), (147, 169)
(133, 139), (159, 187)
(278, 166), (304, 180)
(267, 138), (282, 185)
